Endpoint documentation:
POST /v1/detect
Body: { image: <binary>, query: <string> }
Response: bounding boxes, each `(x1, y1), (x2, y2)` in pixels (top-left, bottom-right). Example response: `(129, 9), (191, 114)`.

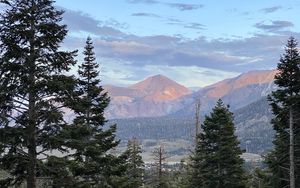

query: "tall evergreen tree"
(190, 99), (247, 188)
(0, 0), (77, 187)
(266, 36), (300, 188)
(64, 37), (121, 187)
(120, 138), (144, 188)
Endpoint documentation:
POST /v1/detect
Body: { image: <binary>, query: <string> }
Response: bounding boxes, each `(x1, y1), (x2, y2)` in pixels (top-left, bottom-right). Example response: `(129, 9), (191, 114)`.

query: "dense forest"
(113, 96), (274, 155)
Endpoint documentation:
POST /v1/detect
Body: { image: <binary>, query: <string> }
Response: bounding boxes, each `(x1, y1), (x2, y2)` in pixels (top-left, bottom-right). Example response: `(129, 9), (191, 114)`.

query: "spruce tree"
(64, 37), (121, 187)
(0, 0), (77, 187)
(190, 99), (247, 188)
(120, 138), (144, 188)
(266, 36), (300, 188)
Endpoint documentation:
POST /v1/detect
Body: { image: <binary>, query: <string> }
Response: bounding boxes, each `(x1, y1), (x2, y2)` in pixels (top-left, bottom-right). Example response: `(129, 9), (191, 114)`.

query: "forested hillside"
(112, 97), (274, 155)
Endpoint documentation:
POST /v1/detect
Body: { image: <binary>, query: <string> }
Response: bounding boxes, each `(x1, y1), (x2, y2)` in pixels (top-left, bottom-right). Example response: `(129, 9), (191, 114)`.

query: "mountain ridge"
(104, 74), (191, 118)
(104, 70), (277, 119)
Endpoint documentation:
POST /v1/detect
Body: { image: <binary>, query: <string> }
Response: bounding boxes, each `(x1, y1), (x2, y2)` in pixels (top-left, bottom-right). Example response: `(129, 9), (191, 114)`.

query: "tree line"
(0, 0), (300, 188)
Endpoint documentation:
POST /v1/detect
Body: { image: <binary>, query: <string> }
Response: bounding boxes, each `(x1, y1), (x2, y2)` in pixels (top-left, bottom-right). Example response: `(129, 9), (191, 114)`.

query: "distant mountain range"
(104, 69), (278, 157)
(105, 70), (277, 119)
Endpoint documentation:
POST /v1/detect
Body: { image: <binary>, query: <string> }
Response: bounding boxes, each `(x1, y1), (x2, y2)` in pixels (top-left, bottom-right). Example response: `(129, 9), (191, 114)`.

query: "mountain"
(105, 70), (277, 119)
(104, 75), (191, 118)
(128, 74), (190, 102)
(234, 97), (274, 154)
(171, 70), (277, 117)
(199, 70), (277, 99)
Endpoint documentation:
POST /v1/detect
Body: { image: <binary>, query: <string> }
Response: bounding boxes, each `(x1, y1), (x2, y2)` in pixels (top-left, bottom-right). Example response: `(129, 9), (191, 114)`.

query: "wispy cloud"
(104, 19), (129, 30)
(62, 9), (127, 38)
(184, 23), (205, 30)
(260, 6), (282, 13)
(167, 3), (204, 11)
(60, 8), (299, 86)
(131, 12), (160, 18)
(166, 18), (182, 25)
(127, 0), (203, 11)
(254, 20), (294, 32)
(166, 19), (205, 30)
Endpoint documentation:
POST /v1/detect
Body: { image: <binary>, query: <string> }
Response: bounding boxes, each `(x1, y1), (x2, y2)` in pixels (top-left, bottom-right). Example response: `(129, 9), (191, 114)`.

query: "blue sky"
(53, 0), (300, 87)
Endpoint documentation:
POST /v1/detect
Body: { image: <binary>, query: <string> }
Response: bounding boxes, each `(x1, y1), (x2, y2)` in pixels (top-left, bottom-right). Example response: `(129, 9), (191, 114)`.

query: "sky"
(52, 0), (300, 87)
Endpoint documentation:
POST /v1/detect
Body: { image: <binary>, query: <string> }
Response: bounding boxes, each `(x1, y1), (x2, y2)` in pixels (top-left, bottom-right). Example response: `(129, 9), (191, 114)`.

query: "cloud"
(96, 40), (157, 56)
(254, 20), (294, 32)
(131, 12), (160, 18)
(166, 18), (205, 30)
(184, 23), (205, 30)
(167, 3), (204, 11)
(166, 18), (183, 26)
(260, 6), (282, 13)
(60, 8), (300, 81)
(88, 34), (285, 72)
(104, 19), (129, 30)
(167, 18), (182, 23)
(127, 0), (204, 11)
(62, 9), (127, 38)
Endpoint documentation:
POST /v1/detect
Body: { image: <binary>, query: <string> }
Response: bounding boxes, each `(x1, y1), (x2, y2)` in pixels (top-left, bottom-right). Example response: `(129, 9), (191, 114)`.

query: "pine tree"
(63, 37), (121, 187)
(248, 168), (272, 188)
(0, 0), (77, 187)
(189, 133), (206, 187)
(190, 99), (247, 188)
(121, 138), (144, 188)
(266, 36), (300, 188)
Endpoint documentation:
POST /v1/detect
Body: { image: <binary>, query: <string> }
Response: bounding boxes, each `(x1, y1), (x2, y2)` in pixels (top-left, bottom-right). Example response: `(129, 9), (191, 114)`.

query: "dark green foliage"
(118, 138), (144, 188)
(62, 37), (121, 187)
(266, 37), (300, 187)
(190, 99), (247, 188)
(169, 160), (189, 188)
(0, 0), (77, 187)
(247, 168), (272, 188)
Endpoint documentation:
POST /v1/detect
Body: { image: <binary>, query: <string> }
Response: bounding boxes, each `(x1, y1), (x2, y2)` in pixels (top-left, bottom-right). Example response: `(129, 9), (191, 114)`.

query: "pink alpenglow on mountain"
(104, 70), (277, 119)
(203, 70), (277, 98)
(104, 75), (191, 119)
(129, 74), (190, 102)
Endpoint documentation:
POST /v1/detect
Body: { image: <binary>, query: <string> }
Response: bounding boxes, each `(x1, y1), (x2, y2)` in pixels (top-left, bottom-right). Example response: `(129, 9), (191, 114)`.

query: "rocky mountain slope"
(105, 70), (277, 119)
(104, 75), (191, 118)
(170, 70), (277, 117)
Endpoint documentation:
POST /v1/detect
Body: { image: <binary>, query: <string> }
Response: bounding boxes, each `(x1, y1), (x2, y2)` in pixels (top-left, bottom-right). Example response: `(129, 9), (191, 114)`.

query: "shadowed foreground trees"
(190, 99), (247, 188)
(57, 37), (122, 187)
(0, 0), (77, 187)
(266, 37), (300, 188)
(118, 138), (144, 188)
(0, 1), (122, 186)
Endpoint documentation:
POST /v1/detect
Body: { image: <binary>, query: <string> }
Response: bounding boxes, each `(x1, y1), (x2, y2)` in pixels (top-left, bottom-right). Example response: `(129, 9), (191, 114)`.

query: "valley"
(105, 70), (277, 162)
